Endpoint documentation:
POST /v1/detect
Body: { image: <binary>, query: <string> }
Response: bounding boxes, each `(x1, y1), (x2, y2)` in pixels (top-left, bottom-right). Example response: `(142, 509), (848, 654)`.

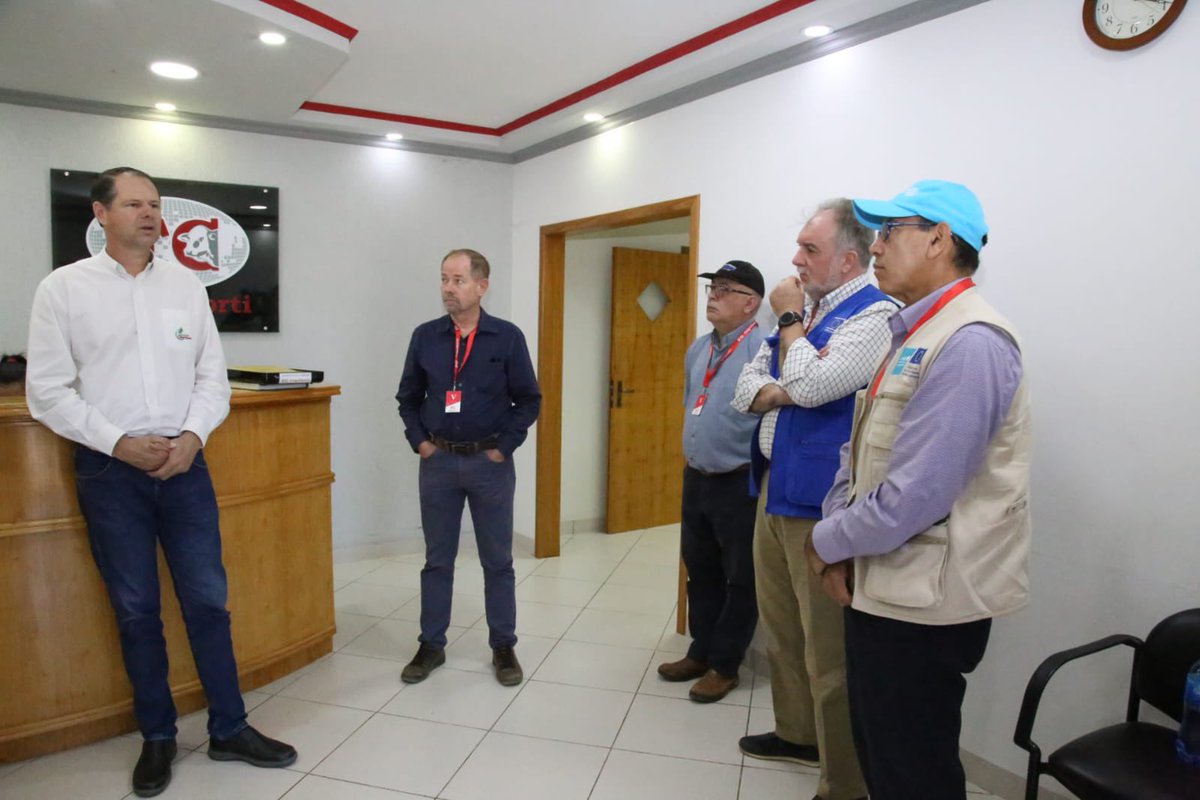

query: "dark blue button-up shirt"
(396, 308), (541, 457)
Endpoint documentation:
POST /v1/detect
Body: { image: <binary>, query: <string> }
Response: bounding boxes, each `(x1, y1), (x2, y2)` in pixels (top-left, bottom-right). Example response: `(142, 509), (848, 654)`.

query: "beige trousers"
(753, 478), (865, 800)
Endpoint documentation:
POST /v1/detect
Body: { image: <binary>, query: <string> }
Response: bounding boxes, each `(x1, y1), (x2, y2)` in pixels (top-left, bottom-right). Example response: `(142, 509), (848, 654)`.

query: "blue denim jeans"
(417, 449), (517, 649)
(74, 446), (247, 741)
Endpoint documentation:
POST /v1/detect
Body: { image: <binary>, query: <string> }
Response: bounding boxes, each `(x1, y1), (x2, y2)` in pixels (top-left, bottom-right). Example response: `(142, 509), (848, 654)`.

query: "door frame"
(534, 195), (700, 561)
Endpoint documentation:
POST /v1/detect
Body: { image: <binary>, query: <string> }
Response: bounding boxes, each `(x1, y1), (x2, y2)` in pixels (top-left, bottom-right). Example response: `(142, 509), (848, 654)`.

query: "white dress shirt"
(731, 274), (894, 459)
(26, 251), (230, 455)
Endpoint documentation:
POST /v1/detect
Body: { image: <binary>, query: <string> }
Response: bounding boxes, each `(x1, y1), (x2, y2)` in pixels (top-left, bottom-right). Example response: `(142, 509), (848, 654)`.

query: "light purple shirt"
(812, 281), (1022, 563)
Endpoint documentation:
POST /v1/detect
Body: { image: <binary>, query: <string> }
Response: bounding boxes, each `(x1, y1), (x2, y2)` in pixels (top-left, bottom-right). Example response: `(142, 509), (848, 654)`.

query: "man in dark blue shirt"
(395, 248), (541, 687)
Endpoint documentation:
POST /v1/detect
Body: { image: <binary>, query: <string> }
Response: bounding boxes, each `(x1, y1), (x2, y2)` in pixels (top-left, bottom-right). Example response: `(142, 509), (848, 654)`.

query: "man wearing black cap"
(733, 199), (895, 800)
(808, 181), (1030, 800)
(657, 260), (764, 703)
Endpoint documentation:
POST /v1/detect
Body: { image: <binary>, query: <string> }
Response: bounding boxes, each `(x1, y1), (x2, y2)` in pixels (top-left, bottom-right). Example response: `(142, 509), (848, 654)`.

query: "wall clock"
(1083, 0), (1188, 50)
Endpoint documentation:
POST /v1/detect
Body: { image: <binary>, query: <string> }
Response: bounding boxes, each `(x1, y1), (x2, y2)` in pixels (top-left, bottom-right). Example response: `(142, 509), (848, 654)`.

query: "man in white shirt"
(26, 168), (295, 798)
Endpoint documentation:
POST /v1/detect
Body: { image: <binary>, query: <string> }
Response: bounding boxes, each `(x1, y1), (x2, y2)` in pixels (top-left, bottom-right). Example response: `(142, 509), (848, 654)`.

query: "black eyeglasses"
(704, 283), (755, 298)
(878, 219), (935, 242)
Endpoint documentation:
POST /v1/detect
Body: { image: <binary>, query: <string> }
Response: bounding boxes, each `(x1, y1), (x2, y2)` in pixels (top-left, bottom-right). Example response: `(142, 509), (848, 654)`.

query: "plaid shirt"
(731, 274), (895, 459)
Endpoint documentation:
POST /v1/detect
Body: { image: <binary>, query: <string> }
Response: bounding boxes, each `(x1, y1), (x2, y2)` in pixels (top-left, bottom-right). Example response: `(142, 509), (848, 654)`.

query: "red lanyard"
(452, 326), (477, 389)
(703, 322), (758, 390)
(867, 278), (974, 398)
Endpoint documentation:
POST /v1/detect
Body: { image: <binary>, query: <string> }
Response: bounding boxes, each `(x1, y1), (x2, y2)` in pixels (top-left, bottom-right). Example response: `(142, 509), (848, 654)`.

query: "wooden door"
(606, 247), (691, 533)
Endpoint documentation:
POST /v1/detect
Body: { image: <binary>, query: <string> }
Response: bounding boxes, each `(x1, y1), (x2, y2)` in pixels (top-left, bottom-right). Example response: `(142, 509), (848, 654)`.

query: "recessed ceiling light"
(259, 32), (287, 46)
(804, 25), (833, 37)
(249, 204), (268, 210)
(154, 102), (177, 112)
(385, 132), (404, 141)
(149, 61), (199, 80)
(583, 113), (605, 123)
(263, 223), (272, 228)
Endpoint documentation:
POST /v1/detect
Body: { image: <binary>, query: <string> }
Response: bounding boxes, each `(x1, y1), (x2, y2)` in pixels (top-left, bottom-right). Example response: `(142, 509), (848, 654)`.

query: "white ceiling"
(0, 0), (971, 161)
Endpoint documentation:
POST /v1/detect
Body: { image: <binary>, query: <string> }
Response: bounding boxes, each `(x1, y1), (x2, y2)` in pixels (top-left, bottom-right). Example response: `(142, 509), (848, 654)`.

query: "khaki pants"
(753, 477), (865, 800)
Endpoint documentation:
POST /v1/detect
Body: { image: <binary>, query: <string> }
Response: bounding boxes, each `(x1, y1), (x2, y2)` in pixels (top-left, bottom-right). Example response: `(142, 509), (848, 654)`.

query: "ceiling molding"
(512, 0), (989, 162)
(0, 89), (516, 164)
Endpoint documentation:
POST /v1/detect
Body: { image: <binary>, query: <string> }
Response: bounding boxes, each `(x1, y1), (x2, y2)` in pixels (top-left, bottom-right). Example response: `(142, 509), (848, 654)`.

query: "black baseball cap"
(699, 260), (764, 297)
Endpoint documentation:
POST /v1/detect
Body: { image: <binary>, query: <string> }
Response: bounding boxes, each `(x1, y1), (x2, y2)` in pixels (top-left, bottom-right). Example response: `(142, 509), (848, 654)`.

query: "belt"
(687, 464), (750, 478)
(430, 434), (498, 455)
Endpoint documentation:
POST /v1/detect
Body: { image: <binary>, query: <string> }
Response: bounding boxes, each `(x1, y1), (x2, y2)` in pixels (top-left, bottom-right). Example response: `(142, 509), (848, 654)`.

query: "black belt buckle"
(446, 441), (476, 454)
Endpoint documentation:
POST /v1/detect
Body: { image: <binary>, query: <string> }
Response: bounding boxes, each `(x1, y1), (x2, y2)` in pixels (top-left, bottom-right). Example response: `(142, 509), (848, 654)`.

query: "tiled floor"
(0, 525), (1005, 799)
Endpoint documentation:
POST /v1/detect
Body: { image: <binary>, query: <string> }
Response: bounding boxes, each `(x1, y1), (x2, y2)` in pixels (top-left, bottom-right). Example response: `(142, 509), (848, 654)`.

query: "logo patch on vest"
(891, 346), (927, 379)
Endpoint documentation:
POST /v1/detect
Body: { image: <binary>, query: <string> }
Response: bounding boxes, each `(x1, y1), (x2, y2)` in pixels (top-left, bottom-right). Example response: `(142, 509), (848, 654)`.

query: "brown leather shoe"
(657, 656), (708, 682)
(688, 669), (739, 703)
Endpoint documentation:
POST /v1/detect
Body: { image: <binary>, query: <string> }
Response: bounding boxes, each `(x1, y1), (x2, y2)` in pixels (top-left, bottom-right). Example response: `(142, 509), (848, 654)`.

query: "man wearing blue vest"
(732, 199), (895, 800)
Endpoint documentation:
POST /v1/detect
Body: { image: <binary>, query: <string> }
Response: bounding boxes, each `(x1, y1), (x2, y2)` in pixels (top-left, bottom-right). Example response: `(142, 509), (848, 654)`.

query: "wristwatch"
(777, 310), (803, 328)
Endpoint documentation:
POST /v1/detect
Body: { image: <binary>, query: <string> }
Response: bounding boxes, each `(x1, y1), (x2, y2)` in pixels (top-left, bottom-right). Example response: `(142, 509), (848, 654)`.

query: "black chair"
(1013, 608), (1200, 800)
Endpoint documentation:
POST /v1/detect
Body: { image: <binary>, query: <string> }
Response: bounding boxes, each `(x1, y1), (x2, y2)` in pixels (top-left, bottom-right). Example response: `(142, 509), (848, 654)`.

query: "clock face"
(1094, 0), (1173, 39)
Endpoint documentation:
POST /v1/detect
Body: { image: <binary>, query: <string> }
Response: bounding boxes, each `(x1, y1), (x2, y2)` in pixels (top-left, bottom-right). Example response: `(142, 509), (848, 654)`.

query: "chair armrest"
(1013, 633), (1142, 752)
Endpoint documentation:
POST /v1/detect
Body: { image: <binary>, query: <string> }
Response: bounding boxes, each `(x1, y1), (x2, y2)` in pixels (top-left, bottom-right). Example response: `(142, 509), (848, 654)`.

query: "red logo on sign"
(172, 218), (220, 272)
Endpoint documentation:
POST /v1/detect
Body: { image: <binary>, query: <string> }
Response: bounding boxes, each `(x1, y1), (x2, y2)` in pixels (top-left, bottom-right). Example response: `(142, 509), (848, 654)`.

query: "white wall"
(511, 0), (1200, 785)
(561, 227), (689, 526)
(0, 103), (514, 555)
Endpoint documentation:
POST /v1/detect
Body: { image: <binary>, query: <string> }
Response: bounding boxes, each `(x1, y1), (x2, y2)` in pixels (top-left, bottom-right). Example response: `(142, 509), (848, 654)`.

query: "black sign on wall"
(50, 169), (280, 332)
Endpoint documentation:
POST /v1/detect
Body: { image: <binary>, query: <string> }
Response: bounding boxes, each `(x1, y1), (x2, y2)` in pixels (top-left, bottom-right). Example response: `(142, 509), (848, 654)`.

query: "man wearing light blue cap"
(804, 180), (1032, 800)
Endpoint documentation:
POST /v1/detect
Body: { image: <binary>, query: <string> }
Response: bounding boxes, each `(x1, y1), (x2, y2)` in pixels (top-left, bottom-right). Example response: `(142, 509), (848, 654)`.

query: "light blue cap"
(852, 180), (988, 251)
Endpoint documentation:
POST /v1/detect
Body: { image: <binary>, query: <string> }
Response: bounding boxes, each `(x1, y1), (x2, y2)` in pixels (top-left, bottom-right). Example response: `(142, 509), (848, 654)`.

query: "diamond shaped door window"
(636, 280), (669, 322)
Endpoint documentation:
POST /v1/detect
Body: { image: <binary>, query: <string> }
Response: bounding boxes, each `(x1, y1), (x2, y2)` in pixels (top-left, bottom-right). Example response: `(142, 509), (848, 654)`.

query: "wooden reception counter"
(0, 385), (339, 761)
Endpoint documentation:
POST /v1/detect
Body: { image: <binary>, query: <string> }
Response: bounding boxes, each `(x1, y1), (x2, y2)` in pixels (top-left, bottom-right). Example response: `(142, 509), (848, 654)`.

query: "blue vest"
(750, 284), (894, 519)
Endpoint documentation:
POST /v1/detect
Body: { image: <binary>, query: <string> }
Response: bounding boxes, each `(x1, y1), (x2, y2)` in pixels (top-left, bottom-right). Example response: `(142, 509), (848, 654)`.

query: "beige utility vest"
(847, 288), (1031, 625)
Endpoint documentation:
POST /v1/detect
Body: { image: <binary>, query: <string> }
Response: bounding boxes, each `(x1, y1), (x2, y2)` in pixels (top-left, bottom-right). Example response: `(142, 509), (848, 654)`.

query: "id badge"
(691, 394), (707, 416)
(445, 390), (463, 413)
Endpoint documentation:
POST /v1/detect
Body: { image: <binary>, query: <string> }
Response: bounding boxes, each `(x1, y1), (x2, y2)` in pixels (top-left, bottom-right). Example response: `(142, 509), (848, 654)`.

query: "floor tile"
(380, 666), (520, 728)
(586, 582), (677, 615)
(332, 559), (388, 583)
(333, 582), (416, 618)
(656, 624), (692, 654)
(0, 735), (142, 800)
(156, 749), (302, 799)
(312, 715), (483, 796)
(623, 535), (681, 566)
(0, 760), (31, 781)
(739, 763), (820, 798)
(339, 617), (465, 662)
(495, 680), (634, 747)
(282, 774), (427, 799)
(441, 731), (607, 800)
(255, 660), (321, 696)
(533, 640), (654, 692)
(560, 532), (640, 559)
(563, 607), (672, 649)
(515, 575), (603, 607)
(614, 694), (748, 765)
(605, 560), (679, 589)
(531, 553), (621, 581)
(750, 669), (774, 709)
(332, 611), (379, 650)
(447, 567), (487, 597)
(487, 599), (581, 639)
(637, 654), (752, 707)
(353, 560), (424, 589)
(390, 592), (486, 629)
(590, 748), (741, 800)
(278, 653), (405, 711)
(227, 694), (370, 772)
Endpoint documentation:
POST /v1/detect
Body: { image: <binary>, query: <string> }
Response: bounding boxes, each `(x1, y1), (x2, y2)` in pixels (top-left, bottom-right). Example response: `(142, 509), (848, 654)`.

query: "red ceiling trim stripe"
(257, 0), (359, 41)
(495, 0), (818, 135)
(300, 0), (817, 137)
(299, 101), (501, 136)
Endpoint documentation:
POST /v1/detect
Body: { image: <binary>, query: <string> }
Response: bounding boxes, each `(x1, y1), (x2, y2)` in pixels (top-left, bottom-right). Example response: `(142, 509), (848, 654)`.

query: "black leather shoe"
(738, 731), (820, 766)
(492, 646), (523, 686)
(132, 739), (176, 797)
(401, 643), (446, 683)
(208, 725), (297, 768)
